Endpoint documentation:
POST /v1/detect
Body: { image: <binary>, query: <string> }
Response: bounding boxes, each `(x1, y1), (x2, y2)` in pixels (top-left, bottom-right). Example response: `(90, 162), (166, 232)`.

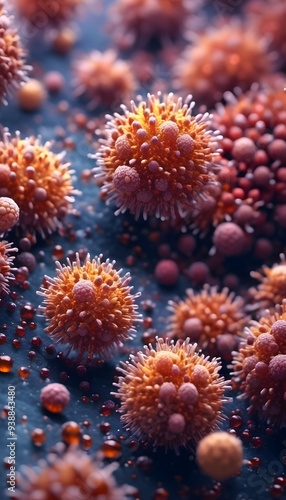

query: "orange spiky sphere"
(0, 240), (17, 296)
(0, 2), (29, 105)
(167, 285), (248, 360)
(108, 0), (199, 50)
(231, 302), (286, 428)
(250, 254), (286, 310)
(11, 0), (84, 27)
(0, 130), (78, 241)
(113, 338), (231, 450)
(95, 92), (222, 223)
(17, 447), (133, 500)
(38, 253), (142, 362)
(173, 25), (272, 106)
(73, 49), (136, 109)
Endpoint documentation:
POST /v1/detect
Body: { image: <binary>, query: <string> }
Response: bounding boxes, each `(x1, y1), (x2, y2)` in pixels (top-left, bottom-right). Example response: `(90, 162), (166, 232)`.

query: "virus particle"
(247, 0), (286, 63)
(38, 253), (141, 362)
(0, 240), (17, 296)
(211, 84), (286, 233)
(212, 222), (250, 257)
(94, 92), (222, 223)
(11, 0), (84, 28)
(107, 0), (199, 50)
(73, 49), (137, 109)
(0, 197), (19, 234)
(196, 431), (243, 480)
(17, 78), (46, 111)
(0, 130), (78, 241)
(173, 24), (273, 106)
(167, 285), (248, 360)
(231, 302), (286, 428)
(250, 254), (286, 311)
(40, 383), (70, 413)
(112, 337), (231, 451)
(16, 447), (134, 500)
(0, 2), (30, 106)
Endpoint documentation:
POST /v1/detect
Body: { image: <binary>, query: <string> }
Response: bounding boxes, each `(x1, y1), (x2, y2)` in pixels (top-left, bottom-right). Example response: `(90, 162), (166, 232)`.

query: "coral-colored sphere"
(0, 130), (77, 240)
(11, 0), (84, 27)
(0, 197), (19, 233)
(250, 254), (286, 309)
(0, 240), (17, 296)
(167, 284), (248, 359)
(17, 79), (46, 111)
(0, 3), (29, 105)
(73, 50), (136, 109)
(174, 24), (272, 106)
(38, 253), (142, 362)
(16, 448), (133, 500)
(231, 302), (286, 427)
(40, 383), (70, 413)
(197, 431), (243, 480)
(95, 92), (221, 223)
(113, 338), (230, 450)
(108, 0), (198, 50)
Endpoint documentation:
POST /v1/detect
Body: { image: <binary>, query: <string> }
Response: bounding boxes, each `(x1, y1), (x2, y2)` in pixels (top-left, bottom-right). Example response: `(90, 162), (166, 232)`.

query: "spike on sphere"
(0, 240), (17, 296)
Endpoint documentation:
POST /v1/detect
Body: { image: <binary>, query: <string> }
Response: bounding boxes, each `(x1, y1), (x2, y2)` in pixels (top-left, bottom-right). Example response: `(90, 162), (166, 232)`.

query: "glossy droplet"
(61, 421), (81, 445)
(99, 422), (111, 434)
(52, 245), (64, 259)
(100, 440), (122, 459)
(251, 437), (263, 448)
(18, 366), (30, 379)
(229, 415), (243, 428)
(31, 428), (46, 446)
(249, 457), (261, 467)
(0, 356), (13, 373)
(152, 488), (170, 500)
(20, 304), (35, 320)
(82, 434), (92, 449)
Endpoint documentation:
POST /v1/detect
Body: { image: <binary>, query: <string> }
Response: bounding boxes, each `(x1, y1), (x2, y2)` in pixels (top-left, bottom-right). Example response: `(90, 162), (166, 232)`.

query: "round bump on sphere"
(197, 431), (243, 480)
(94, 92), (222, 223)
(0, 197), (19, 233)
(37, 253), (142, 362)
(0, 129), (78, 240)
(113, 338), (231, 451)
(40, 383), (70, 413)
(167, 284), (248, 359)
(213, 222), (247, 256)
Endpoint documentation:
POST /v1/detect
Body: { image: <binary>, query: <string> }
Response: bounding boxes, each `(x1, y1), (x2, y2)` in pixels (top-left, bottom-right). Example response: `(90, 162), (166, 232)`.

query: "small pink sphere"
(44, 71), (65, 93)
(72, 280), (95, 302)
(177, 235), (196, 256)
(40, 383), (70, 413)
(0, 197), (19, 233)
(232, 137), (256, 163)
(168, 413), (185, 434)
(187, 262), (209, 285)
(154, 259), (179, 286)
(212, 222), (246, 256)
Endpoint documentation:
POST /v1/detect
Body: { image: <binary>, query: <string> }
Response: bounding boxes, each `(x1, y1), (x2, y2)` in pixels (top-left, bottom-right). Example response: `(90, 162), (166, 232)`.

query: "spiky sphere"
(167, 285), (248, 359)
(108, 0), (199, 50)
(0, 2), (29, 106)
(231, 302), (286, 428)
(0, 196), (19, 233)
(95, 92), (222, 222)
(16, 448), (133, 500)
(113, 338), (231, 450)
(38, 253), (141, 362)
(73, 49), (136, 109)
(250, 254), (286, 310)
(11, 0), (84, 27)
(0, 240), (17, 296)
(173, 25), (272, 106)
(0, 130), (78, 240)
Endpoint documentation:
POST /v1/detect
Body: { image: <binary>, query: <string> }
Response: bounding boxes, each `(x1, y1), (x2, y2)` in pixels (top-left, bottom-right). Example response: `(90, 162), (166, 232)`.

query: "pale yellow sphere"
(196, 431), (243, 480)
(17, 79), (46, 111)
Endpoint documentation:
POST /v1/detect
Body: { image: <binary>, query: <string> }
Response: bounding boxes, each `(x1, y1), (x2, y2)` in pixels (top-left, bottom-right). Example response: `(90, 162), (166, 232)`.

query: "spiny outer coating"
(37, 253), (142, 362)
(0, 240), (17, 296)
(173, 24), (272, 106)
(112, 337), (231, 451)
(0, 2), (30, 106)
(167, 284), (248, 359)
(250, 253), (286, 309)
(11, 0), (84, 26)
(231, 301), (286, 428)
(0, 196), (19, 233)
(196, 431), (243, 480)
(73, 49), (136, 109)
(16, 448), (134, 500)
(0, 130), (78, 240)
(94, 92), (222, 223)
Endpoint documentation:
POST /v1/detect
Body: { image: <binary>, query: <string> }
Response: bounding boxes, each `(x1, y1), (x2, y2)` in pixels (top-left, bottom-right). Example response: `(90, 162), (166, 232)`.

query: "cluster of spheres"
(0, 0), (286, 499)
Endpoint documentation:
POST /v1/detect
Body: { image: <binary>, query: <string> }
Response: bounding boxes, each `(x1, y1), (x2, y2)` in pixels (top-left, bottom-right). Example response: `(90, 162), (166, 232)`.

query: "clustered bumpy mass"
(2, 0), (286, 497)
